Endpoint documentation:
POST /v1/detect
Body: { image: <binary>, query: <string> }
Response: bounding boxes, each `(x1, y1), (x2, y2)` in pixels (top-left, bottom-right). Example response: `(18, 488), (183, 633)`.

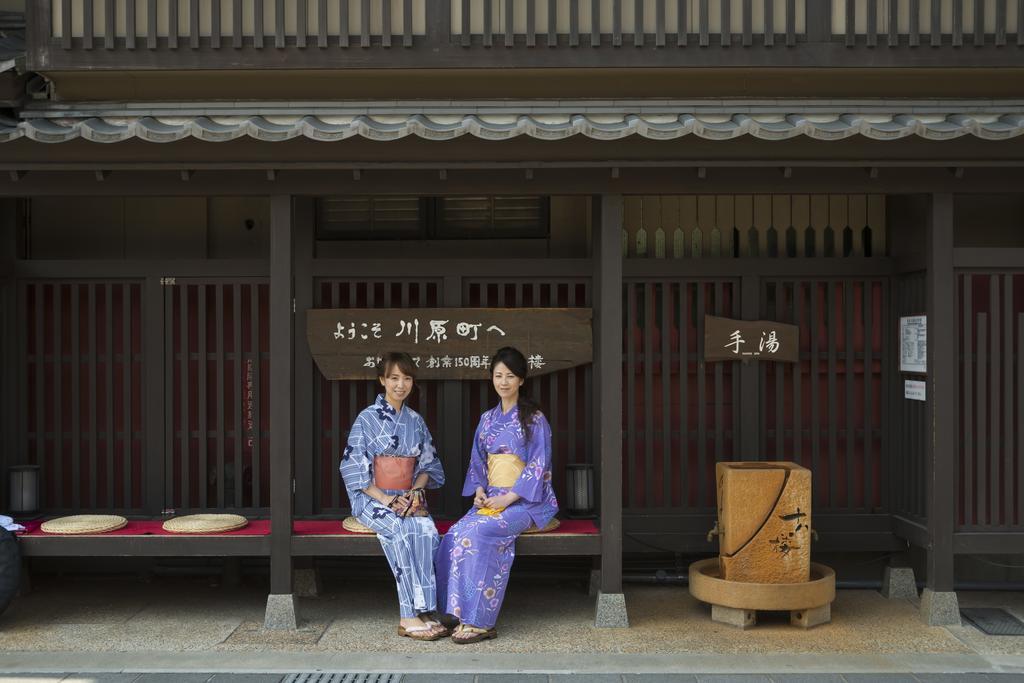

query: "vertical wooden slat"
(360, 0), (371, 46)
(774, 283), (785, 458)
(85, 286), (99, 510)
(996, 0), (1007, 45)
(679, 282), (689, 505)
(863, 280), (874, 510)
(714, 281), (724, 464)
(190, 0), (200, 48)
(888, 0), (898, 45)
(661, 281), (672, 506)
(276, 0), (286, 48)
(197, 285), (207, 509)
(699, 0), (709, 45)
(211, 0), (221, 48)
(122, 285), (133, 508)
(696, 283), (707, 506)
(810, 281), (820, 507)
(168, 0), (178, 49)
(179, 284), (189, 508)
(163, 287), (173, 508)
(105, 285), (115, 509)
(549, 0), (557, 46)
(84, 0), (95, 49)
(786, 0), (795, 45)
(613, 0), (622, 45)
(721, 0), (731, 45)
(963, 275), (973, 526)
(33, 286), (44, 505)
(61, 0), (73, 49)
(254, 0), (264, 48)
(678, 0), (688, 45)
(655, 0), (665, 46)
(635, 0), (644, 46)
(570, 0), (580, 46)
(482, 0), (492, 45)
(1017, 312), (1023, 526)
(742, 0), (752, 46)
(105, 0), (117, 49)
(974, 0), (985, 45)
(215, 285), (225, 508)
(233, 0), (243, 48)
(404, 0), (413, 46)
(793, 282), (803, 467)
(1018, 0), (1024, 46)
(844, 281), (855, 508)
(462, 0), (472, 46)
(340, 0), (350, 46)
(764, 0), (774, 46)
(506, 0), (515, 46)
(827, 281), (838, 507)
(297, 0), (308, 47)
(232, 284), (243, 508)
(931, 0), (942, 46)
(1004, 275), (1013, 526)
(380, 0), (391, 46)
(70, 286), (81, 510)
(251, 283), (262, 507)
(953, 0), (964, 46)
(592, 0), (602, 45)
(643, 284), (654, 505)
(977, 312), (988, 525)
(333, 283), (345, 508)
(319, 0), (328, 47)
(909, 0), (920, 46)
(989, 276), (999, 525)
(845, 0), (855, 46)
(52, 285), (64, 509)
(568, 284), (579, 471)
(866, 0), (877, 46)
(626, 282), (636, 508)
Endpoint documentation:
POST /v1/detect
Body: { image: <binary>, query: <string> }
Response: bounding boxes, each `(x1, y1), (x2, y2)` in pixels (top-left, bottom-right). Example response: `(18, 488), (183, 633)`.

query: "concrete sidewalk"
(1, 573), (1023, 678)
(1, 675), (1024, 682)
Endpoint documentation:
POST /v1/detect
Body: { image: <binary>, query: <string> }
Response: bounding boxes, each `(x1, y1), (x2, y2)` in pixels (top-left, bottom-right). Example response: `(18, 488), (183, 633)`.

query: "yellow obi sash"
(476, 453), (525, 516)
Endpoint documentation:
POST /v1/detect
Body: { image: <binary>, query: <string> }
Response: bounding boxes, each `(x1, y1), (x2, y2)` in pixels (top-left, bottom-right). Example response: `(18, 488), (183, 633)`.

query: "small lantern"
(565, 463), (595, 518)
(8, 465), (40, 514)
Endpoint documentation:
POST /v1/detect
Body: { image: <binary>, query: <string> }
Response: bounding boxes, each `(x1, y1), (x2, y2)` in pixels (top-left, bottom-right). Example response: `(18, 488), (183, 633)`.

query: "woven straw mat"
(40, 515), (128, 535)
(162, 514), (248, 534)
(341, 516), (375, 534)
(522, 518), (561, 534)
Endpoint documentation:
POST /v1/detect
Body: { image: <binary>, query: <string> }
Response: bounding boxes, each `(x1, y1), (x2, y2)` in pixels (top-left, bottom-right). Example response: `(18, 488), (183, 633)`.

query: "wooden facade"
(1, 0), (1024, 627)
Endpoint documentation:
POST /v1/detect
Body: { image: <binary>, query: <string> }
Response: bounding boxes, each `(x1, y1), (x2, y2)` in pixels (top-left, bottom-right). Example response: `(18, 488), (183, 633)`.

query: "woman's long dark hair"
(490, 346), (541, 443)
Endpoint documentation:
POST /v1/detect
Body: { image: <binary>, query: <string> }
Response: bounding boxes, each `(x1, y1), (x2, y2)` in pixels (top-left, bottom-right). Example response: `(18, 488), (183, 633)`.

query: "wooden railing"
(26, 0), (1024, 70)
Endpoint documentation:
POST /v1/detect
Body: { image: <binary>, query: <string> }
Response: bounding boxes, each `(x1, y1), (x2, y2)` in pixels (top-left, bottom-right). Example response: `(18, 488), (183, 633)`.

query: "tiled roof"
(4, 106), (1024, 143)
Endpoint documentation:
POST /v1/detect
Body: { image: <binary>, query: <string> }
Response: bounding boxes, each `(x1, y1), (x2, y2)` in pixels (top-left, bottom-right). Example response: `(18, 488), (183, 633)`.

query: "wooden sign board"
(704, 315), (799, 363)
(307, 308), (593, 380)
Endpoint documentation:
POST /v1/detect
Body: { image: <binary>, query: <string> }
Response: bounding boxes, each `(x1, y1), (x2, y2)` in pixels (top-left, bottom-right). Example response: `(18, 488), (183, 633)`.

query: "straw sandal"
(418, 613), (450, 637)
(451, 624), (498, 644)
(397, 624), (446, 641)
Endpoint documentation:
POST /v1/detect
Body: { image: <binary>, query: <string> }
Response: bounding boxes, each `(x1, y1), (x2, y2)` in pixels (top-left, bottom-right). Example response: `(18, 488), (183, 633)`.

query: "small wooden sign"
(307, 308), (592, 380)
(704, 315), (799, 363)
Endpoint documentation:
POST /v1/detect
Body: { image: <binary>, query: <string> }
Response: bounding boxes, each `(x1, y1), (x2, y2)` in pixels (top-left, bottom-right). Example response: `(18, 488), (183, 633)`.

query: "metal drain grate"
(961, 607), (1024, 636)
(282, 675), (402, 683)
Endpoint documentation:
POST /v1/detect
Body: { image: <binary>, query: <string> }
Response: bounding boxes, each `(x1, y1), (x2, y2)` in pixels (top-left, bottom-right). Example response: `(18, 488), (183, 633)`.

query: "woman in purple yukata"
(340, 352), (448, 641)
(436, 346), (559, 644)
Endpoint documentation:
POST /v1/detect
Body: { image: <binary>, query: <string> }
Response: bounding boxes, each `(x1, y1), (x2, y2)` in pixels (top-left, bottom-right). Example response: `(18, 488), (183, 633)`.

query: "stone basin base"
(688, 558), (836, 629)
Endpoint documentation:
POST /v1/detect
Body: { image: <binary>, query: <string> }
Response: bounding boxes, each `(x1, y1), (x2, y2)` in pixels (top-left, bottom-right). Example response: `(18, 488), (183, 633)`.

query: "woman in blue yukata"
(436, 346), (559, 644)
(340, 351), (448, 641)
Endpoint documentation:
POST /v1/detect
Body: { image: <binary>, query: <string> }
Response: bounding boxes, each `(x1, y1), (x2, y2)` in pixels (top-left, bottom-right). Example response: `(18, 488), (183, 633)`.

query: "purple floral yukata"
(435, 403), (558, 629)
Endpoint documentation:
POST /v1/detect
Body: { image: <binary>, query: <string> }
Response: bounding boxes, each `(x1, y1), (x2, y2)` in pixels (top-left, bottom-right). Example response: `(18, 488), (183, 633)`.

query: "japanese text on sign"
(703, 315), (799, 363)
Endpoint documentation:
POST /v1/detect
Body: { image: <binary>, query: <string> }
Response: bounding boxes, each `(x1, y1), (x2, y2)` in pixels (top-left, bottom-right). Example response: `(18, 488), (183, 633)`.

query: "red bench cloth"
(18, 520), (271, 536)
(17, 518), (598, 537)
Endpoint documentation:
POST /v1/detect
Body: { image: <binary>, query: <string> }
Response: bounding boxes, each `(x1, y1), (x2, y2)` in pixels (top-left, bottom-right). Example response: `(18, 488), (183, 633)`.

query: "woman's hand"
(482, 492), (520, 510)
(472, 487), (487, 508)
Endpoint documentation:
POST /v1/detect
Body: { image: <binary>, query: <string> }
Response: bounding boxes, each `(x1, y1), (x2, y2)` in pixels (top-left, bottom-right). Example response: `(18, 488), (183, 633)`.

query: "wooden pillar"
(265, 194), (297, 629)
(0, 199), (16, 512)
(806, 0), (833, 43)
(593, 194), (628, 627)
(922, 192), (959, 625)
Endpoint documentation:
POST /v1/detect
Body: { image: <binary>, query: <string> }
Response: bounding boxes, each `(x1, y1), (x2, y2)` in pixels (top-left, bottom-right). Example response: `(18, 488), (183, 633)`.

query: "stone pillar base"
(294, 567), (322, 598)
(595, 591), (629, 628)
(711, 604), (756, 629)
(881, 566), (918, 600)
(264, 593), (298, 630)
(920, 589), (960, 626)
(790, 604), (831, 629)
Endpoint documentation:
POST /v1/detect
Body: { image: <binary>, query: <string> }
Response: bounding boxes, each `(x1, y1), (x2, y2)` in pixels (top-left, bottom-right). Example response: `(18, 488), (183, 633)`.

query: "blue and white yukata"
(341, 394), (445, 619)
(435, 404), (558, 629)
